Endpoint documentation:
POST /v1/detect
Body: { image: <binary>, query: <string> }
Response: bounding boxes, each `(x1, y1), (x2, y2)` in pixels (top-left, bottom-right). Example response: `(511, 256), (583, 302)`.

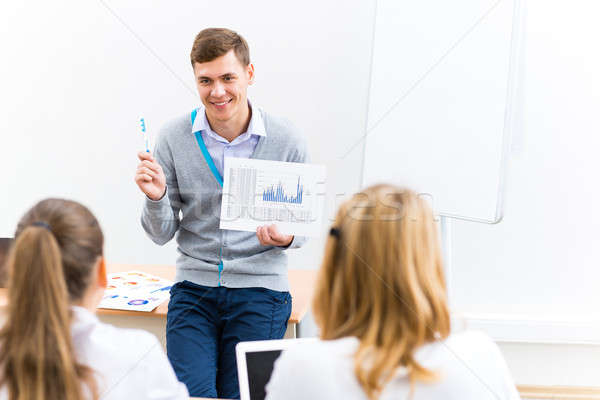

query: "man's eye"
(200, 79), (209, 84)
(224, 76), (233, 81)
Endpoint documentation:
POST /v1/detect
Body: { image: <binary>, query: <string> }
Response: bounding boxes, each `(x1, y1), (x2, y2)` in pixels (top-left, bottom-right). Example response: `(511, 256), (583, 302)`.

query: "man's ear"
(97, 257), (107, 289)
(247, 63), (255, 85)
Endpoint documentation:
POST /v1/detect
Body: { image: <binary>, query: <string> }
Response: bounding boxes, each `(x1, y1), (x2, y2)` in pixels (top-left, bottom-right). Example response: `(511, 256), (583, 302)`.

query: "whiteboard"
(362, 0), (522, 223)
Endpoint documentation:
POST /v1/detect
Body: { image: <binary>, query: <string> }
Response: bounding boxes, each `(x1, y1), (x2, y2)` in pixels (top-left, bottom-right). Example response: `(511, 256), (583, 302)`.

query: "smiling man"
(134, 28), (309, 398)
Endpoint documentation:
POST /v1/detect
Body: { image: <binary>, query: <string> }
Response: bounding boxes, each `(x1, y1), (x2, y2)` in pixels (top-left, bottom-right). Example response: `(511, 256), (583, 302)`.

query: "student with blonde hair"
(0, 199), (188, 400)
(266, 184), (520, 400)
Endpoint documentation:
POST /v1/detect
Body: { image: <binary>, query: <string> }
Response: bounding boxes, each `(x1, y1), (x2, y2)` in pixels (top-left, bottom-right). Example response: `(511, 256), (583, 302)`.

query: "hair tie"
(329, 227), (341, 238)
(31, 221), (52, 232)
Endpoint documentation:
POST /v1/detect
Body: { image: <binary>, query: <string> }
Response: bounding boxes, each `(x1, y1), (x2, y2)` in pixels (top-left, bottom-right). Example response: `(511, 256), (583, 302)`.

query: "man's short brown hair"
(190, 28), (250, 67)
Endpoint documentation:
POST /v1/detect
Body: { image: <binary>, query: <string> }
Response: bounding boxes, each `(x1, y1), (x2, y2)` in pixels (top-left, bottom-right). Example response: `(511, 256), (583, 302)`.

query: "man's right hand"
(135, 151), (167, 201)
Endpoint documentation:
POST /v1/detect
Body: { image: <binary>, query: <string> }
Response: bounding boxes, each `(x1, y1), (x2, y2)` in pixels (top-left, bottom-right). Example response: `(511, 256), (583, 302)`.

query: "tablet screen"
(244, 350), (282, 400)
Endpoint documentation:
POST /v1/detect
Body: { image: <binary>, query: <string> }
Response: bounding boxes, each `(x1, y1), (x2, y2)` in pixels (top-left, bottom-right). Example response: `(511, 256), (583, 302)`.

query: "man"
(134, 28), (308, 398)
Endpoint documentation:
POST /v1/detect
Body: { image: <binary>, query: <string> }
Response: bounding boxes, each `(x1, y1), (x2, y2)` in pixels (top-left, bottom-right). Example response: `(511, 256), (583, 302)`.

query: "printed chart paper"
(98, 270), (173, 312)
(220, 158), (326, 237)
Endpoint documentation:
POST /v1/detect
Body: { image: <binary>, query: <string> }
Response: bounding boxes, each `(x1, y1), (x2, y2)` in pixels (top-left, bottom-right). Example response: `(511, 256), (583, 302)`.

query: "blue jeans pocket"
(255, 287), (291, 305)
(269, 291), (292, 338)
(169, 281), (184, 296)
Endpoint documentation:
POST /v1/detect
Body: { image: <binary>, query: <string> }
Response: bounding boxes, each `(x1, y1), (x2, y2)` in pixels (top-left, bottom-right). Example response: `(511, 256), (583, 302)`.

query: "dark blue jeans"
(166, 280), (292, 399)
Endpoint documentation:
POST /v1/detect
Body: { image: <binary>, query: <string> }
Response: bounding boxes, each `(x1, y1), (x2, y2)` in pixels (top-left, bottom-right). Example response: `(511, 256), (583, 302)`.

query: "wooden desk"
(97, 264), (317, 343)
(0, 263), (317, 345)
(191, 386), (600, 400)
(517, 385), (600, 400)
(102, 264), (315, 323)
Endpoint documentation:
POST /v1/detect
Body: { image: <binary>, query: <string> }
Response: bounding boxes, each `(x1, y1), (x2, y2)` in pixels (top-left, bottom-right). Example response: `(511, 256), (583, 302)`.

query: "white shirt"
(1, 306), (189, 400)
(265, 331), (520, 400)
(192, 100), (267, 177)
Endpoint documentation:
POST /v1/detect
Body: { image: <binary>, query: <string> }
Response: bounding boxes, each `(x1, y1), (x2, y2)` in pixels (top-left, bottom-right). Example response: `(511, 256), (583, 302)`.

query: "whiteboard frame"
(361, 0), (524, 225)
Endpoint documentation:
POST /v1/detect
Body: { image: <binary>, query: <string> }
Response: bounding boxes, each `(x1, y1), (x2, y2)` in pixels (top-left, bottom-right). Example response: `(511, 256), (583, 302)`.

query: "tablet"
(236, 338), (316, 400)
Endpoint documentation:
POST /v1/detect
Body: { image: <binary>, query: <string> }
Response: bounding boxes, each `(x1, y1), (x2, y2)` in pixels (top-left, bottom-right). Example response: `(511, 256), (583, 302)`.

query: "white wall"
(0, 0), (374, 268)
(2, 0), (600, 388)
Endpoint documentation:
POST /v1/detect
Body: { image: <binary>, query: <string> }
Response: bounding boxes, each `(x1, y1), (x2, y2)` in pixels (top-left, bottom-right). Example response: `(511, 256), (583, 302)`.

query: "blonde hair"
(0, 199), (101, 400)
(313, 184), (450, 399)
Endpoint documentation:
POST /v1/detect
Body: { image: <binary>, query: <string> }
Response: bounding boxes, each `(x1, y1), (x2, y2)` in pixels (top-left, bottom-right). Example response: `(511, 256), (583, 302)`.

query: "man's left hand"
(256, 224), (293, 247)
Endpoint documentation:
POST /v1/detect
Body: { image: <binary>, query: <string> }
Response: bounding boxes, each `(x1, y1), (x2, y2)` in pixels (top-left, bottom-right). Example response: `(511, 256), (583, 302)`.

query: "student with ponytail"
(0, 199), (188, 400)
(266, 185), (520, 400)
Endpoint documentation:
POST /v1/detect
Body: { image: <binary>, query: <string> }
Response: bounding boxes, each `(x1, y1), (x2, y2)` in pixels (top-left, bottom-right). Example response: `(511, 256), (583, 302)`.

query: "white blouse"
(266, 330), (520, 400)
(1, 306), (188, 399)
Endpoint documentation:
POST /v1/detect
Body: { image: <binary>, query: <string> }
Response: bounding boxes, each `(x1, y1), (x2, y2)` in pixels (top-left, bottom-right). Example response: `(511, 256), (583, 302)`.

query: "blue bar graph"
(262, 177), (303, 204)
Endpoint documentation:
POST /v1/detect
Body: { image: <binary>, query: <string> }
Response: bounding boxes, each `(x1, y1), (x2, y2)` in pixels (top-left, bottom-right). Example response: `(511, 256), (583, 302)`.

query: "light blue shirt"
(192, 101), (266, 177)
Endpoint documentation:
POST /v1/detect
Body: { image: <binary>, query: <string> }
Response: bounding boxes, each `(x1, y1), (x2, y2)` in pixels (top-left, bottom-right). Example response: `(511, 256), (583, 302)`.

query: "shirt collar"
(70, 305), (99, 340)
(192, 100), (267, 140)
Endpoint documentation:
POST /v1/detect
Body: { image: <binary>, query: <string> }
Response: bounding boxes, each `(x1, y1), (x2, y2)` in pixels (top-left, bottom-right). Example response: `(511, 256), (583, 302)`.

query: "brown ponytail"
(0, 199), (102, 400)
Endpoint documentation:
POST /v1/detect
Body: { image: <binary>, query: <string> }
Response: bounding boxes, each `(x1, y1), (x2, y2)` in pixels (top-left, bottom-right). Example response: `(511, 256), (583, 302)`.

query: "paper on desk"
(98, 270), (173, 312)
(220, 157), (326, 237)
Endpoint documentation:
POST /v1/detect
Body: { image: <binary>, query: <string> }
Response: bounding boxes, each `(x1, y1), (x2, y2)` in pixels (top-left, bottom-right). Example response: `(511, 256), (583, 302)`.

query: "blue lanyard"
(191, 109), (225, 285)
(191, 108), (223, 187)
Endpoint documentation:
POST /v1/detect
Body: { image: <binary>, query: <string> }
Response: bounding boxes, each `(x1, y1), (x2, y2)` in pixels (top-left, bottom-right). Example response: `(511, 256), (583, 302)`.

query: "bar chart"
(262, 178), (303, 204)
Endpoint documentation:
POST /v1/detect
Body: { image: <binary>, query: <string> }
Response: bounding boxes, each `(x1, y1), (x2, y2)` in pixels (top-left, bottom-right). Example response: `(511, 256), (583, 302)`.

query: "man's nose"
(211, 81), (226, 98)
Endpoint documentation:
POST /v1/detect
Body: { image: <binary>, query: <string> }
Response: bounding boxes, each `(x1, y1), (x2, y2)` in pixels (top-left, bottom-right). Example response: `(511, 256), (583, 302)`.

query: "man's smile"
(210, 99), (232, 109)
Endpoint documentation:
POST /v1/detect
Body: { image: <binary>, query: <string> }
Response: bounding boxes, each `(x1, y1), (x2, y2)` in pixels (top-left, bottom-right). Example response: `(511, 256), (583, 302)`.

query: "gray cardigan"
(141, 109), (309, 292)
